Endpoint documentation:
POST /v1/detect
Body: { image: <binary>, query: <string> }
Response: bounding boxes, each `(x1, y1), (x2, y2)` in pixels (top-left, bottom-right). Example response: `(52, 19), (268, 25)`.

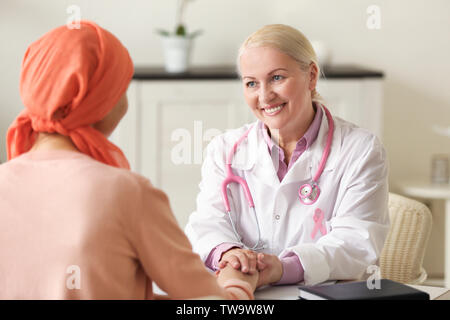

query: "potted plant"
(156, 0), (202, 73)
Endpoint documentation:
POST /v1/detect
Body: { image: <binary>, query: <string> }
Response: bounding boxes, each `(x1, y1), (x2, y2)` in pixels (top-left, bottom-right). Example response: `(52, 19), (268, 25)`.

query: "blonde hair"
(237, 24), (324, 104)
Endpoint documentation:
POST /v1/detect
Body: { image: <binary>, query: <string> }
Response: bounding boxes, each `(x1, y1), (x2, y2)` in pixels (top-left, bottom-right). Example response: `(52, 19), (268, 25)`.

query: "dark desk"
(254, 283), (450, 300)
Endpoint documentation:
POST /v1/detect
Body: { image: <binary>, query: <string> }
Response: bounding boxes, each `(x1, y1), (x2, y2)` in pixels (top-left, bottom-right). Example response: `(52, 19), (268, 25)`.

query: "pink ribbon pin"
(311, 208), (327, 239)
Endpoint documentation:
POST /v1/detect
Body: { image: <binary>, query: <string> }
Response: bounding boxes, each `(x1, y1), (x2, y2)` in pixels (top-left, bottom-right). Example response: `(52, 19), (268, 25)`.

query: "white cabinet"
(111, 66), (384, 227)
(317, 79), (383, 140)
(112, 80), (254, 227)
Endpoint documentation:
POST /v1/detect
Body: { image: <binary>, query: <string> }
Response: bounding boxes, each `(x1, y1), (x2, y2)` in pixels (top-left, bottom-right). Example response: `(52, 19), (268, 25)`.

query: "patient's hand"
(216, 263), (259, 292)
(218, 250), (283, 288)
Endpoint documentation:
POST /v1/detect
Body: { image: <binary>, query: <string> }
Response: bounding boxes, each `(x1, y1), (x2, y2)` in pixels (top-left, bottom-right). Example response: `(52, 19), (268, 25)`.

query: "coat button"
(275, 214), (280, 220)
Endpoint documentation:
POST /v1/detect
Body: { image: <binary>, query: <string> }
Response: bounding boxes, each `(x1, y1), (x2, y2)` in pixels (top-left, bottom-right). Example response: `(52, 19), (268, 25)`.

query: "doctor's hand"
(218, 248), (258, 274)
(255, 253), (283, 287)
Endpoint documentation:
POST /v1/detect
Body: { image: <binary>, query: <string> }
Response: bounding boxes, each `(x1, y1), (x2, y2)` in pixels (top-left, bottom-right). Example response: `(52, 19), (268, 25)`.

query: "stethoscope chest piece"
(299, 183), (321, 205)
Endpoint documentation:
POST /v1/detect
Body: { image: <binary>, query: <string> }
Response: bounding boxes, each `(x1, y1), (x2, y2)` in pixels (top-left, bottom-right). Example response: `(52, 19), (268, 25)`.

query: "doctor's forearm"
(273, 255), (304, 285)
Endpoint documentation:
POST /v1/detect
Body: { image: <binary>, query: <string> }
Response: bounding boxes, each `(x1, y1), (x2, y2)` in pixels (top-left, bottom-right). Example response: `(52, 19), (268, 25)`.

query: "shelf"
(133, 64), (384, 81)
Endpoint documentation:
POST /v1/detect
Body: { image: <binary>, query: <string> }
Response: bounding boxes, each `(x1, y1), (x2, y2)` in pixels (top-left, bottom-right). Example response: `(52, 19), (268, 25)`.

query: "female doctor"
(185, 24), (390, 287)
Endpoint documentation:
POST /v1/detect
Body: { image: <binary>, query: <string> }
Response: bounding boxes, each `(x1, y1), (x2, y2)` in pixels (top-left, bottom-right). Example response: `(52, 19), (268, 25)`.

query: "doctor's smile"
(261, 102), (287, 116)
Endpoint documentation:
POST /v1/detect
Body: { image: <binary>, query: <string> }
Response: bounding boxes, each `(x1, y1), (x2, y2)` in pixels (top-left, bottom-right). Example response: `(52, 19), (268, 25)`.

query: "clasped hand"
(218, 248), (283, 287)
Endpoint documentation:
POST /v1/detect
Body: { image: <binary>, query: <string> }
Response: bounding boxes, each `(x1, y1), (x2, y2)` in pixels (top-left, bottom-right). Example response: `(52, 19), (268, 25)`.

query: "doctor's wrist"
(272, 255), (304, 285)
(208, 243), (242, 271)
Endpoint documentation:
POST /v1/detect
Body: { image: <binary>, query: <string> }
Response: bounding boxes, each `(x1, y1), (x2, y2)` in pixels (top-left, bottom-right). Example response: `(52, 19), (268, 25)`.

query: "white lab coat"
(185, 105), (390, 285)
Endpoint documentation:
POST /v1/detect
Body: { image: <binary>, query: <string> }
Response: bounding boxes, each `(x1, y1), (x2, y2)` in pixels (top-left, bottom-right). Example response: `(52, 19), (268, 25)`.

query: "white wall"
(2, 0), (450, 174)
(1, 0), (449, 276)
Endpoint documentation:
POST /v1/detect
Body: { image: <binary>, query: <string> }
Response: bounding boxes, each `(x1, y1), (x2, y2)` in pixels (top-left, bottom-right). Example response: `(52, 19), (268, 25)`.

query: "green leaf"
(175, 24), (186, 36)
(155, 29), (170, 37)
(188, 29), (203, 38)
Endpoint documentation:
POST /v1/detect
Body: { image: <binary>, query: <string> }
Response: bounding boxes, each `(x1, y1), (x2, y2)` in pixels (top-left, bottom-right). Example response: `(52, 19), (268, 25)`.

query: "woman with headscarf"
(0, 21), (257, 300)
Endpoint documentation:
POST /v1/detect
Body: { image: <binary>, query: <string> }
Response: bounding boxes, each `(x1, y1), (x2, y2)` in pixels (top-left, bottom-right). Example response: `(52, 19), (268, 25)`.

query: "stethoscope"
(220, 106), (334, 250)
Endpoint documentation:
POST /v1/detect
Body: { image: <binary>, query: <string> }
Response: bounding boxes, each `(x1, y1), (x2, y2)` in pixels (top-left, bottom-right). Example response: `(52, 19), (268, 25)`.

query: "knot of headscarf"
(7, 20), (134, 169)
(30, 114), (71, 136)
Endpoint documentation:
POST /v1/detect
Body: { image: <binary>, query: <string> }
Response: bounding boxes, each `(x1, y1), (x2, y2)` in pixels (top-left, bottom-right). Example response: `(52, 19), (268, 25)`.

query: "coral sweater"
(0, 150), (251, 299)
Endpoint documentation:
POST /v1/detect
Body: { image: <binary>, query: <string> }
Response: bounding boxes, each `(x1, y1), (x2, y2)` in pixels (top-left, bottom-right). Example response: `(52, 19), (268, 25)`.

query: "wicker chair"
(380, 193), (433, 284)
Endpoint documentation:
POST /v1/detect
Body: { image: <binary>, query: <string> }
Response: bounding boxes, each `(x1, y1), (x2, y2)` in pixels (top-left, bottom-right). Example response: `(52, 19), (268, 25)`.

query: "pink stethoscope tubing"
(221, 106), (334, 249)
(221, 125), (264, 250)
(298, 106), (334, 205)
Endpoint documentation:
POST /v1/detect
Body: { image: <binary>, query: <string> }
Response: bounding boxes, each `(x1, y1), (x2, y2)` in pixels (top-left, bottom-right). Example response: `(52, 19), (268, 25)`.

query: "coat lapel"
(282, 104), (342, 186)
(231, 121), (280, 187)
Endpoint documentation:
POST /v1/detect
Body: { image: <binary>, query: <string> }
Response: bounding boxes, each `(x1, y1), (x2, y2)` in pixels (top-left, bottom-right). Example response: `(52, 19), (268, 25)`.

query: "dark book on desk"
(298, 279), (429, 300)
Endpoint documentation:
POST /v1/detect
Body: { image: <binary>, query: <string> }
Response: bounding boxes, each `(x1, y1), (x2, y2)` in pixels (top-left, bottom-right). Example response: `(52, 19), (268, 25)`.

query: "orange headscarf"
(7, 20), (134, 169)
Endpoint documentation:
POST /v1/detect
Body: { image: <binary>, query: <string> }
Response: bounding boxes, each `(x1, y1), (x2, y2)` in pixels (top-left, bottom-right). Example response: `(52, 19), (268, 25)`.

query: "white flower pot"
(161, 36), (192, 73)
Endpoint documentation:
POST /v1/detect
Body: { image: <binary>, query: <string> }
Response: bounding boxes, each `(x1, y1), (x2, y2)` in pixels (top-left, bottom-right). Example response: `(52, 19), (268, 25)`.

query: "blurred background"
(1, 0), (449, 286)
